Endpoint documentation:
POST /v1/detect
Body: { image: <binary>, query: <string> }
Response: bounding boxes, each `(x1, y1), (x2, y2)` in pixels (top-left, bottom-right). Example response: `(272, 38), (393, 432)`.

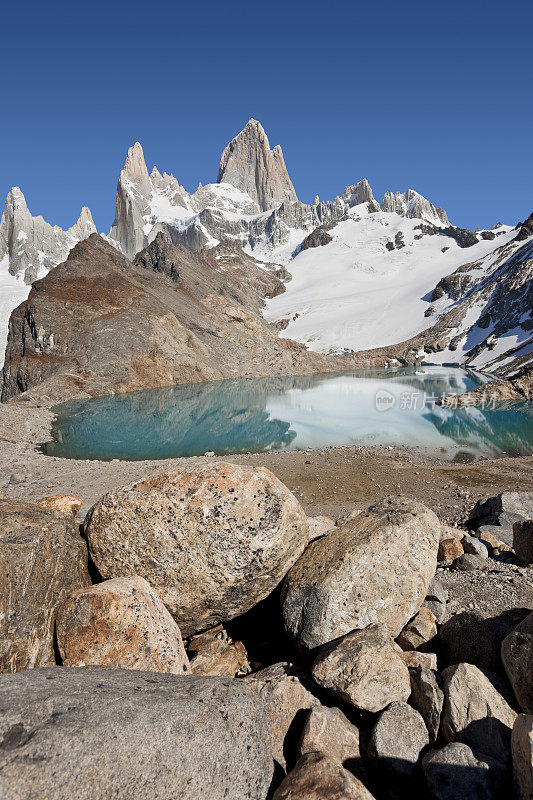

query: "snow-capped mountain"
(0, 188), (96, 361)
(0, 118), (530, 376)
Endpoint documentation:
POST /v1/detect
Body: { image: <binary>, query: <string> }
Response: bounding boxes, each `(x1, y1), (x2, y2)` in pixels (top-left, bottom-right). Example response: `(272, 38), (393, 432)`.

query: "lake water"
(41, 367), (533, 461)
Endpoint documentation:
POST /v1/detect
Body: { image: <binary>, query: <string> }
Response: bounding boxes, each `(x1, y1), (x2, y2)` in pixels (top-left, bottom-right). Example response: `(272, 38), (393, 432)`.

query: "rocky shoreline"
(1, 392), (533, 799)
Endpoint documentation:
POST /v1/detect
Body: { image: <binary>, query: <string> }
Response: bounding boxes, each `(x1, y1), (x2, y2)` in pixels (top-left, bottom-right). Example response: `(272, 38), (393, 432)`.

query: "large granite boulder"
(0, 667), (273, 800)
(282, 497), (440, 649)
(0, 500), (90, 672)
(311, 625), (411, 713)
(55, 576), (190, 674)
(501, 612), (533, 713)
(85, 463), (309, 636)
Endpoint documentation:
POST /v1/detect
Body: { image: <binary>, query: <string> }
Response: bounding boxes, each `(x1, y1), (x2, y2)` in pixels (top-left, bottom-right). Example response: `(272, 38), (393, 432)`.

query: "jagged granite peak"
(0, 186), (96, 283)
(341, 179), (380, 211)
(217, 119), (298, 212)
(381, 189), (450, 227)
(108, 142), (152, 259)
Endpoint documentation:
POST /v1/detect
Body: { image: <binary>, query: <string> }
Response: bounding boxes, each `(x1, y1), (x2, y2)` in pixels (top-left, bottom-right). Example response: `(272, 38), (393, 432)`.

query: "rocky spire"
(381, 189), (450, 227)
(341, 179), (379, 209)
(109, 142), (151, 259)
(217, 119), (298, 212)
(0, 187), (96, 283)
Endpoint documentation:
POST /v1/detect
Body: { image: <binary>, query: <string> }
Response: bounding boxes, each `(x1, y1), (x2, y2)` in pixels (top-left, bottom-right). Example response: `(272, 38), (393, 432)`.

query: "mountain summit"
(217, 119), (298, 211)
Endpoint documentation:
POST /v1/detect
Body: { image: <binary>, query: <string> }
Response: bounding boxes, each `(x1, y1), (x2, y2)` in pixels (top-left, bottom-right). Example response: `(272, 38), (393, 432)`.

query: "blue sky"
(2, 0), (532, 232)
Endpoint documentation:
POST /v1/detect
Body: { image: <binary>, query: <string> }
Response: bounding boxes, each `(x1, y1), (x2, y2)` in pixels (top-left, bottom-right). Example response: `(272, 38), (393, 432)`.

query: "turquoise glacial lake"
(41, 367), (533, 461)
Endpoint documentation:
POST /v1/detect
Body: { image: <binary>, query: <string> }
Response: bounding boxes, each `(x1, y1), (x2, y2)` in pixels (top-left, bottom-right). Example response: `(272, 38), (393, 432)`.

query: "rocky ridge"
(1, 232), (344, 403)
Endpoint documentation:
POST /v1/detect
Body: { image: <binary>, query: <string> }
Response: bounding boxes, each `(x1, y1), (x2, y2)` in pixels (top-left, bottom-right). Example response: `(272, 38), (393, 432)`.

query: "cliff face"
(217, 119), (298, 212)
(1, 233), (334, 403)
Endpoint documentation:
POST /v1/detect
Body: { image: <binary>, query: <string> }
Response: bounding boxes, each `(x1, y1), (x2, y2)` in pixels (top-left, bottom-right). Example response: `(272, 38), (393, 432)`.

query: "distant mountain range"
(1, 119), (531, 376)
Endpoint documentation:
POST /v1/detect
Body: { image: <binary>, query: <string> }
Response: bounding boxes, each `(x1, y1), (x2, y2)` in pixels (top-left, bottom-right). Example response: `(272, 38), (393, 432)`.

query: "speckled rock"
(311, 625), (411, 713)
(246, 662), (319, 770)
(55, 576), (189, 674)
(441, 663), (516, 760)
(0, 500), (90, 673)
(85, 463), (309, 636)
(273, 752), (376, 800)
(0, 667), (273, 800)
(282, 497), (440, 649)
(400, 651), (438, 670)
(37, 495), (82, 517)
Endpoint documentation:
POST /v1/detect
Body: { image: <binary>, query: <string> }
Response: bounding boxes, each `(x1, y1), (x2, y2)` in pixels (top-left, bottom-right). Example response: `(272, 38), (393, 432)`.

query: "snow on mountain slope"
(1, 119), (529, 379)
(0, 256), (29, 367)
(263, 203), (516, 353)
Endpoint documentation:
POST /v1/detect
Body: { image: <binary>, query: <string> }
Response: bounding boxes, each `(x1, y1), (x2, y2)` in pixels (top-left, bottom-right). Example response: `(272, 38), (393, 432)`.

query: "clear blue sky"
(2, 0), (532, 232)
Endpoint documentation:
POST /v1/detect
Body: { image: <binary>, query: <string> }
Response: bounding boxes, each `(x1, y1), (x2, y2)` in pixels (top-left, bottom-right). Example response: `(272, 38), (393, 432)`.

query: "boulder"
(408, 665), (444, 744)
(462, 536), (489, 558)
(441, 663), (517, 761)
(452, 553), (488, 571)
(422, 743), (492, 800)
(282, 497), (440, 649)
(514, 520), (533, 564)
(397, 606), (437, 651)
(438, 538), (464, 562)
(298, 706), (360, 767)
(307, 515), (335, 541)
(0, 500), (90, 672)
(468, 492), (533, 546)
(501, 612), (533, 713)
(0, 667), (274, 800)
(246, 662), (318, 770)
(55, 576), (189, 674)
(85, 463), (309, 636)
(273, 752), (376, 800)
(368, 701), (429, 780)
(439, 609), (527, 674)
(37, 494), (82, 517)
(311, 625), (411, 713)
(512, 715), (533, 800)
(188, 625), (249, 677)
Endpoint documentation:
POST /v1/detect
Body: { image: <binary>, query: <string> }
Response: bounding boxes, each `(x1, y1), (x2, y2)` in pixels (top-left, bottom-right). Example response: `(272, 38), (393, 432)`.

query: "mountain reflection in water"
(41, 367), (533, 461)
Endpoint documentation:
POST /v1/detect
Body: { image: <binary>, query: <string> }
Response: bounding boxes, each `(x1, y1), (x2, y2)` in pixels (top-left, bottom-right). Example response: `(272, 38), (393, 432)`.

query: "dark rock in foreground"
(0, 500), (90, 672)
(0, 666), (274, 800)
